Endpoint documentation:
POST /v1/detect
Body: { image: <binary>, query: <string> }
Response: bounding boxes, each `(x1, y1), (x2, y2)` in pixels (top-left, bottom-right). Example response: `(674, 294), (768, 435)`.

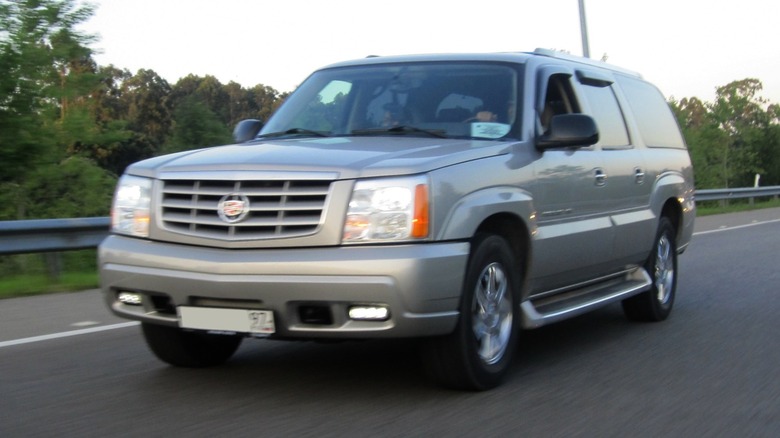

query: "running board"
(521, 268), (652, 329)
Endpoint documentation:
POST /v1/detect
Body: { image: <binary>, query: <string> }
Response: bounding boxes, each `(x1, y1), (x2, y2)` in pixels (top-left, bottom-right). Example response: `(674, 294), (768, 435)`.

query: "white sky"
(81, 0), (780, 103)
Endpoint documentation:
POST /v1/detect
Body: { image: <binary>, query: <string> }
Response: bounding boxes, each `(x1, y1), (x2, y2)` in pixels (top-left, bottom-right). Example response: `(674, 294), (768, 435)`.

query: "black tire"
(141, 322), (243, 367)
(422, 234), (521, 390)
(622, 217), (677, 322)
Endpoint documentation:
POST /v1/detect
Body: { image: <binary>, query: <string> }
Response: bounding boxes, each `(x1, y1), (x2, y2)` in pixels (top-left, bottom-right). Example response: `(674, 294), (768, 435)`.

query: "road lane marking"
(693, 218), (780, 236)
(4, 217), (777, 348)
(71, 321), (101, 327)
(0, 321), (140, 349)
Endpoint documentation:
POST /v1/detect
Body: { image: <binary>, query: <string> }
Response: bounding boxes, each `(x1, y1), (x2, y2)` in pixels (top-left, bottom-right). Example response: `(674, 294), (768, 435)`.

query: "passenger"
(382, 103), (409, 127)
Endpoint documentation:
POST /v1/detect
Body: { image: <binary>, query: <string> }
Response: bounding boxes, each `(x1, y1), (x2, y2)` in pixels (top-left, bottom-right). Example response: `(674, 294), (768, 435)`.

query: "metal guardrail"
(1, 186), (779, 256)
(0, 217), (110, 255)
(694, 186), (780, 202)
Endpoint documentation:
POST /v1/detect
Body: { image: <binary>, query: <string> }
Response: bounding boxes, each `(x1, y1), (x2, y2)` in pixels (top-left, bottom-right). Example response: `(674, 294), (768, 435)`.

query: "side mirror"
(536, 114), (599, 149)
(233, 119), (263, 143)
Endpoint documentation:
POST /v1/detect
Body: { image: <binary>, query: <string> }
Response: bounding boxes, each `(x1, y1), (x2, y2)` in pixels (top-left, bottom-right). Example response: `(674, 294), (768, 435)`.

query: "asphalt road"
(2, 209), (779, 437)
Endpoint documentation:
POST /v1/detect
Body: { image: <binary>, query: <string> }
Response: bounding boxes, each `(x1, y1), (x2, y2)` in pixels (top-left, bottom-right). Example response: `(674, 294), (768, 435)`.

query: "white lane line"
(2, 216), (776, 348)
(0, 321), (140, 349)
(71, 321), (101, 327)
(693, 217), (780, 236)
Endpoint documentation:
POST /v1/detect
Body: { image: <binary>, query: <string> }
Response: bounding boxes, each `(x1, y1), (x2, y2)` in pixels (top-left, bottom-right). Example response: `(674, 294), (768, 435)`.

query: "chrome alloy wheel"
(472, 262), (513, 365)
(654, 234), (675, 304)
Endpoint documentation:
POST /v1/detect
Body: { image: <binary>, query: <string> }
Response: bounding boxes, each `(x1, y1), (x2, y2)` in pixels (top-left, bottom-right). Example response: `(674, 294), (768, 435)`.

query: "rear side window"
(616, 75), (686, 149)
(579, 83), (630, 148)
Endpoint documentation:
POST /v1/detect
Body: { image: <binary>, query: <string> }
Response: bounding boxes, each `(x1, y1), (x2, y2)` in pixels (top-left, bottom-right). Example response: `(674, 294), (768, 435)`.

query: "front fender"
(437, 186), (536, 241)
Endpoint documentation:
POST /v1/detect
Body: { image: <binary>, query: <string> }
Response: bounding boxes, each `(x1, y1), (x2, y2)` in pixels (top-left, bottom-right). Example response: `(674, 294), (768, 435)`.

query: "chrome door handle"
(595, 169), (607, 186)
(634, 167), (645, 184)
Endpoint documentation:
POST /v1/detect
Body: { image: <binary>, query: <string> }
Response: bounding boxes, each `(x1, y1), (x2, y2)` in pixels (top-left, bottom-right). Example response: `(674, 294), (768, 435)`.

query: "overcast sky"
(81, 0), (780, 103)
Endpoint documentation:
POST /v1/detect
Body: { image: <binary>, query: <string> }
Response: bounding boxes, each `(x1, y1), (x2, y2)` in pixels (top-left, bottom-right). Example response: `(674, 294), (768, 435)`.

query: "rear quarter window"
(616, 75), (686, 149)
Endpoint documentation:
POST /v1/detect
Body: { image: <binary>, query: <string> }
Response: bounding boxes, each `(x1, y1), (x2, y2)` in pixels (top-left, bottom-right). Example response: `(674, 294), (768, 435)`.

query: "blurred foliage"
(671, 79), (780, 188)
(0, 250), (98, 298)
(0, 0), (288, 295)
(1, 0), (780, 297)
(695, 198), (780, 216)
(1, 0), (286, 222)
(3, 1), (778, 224)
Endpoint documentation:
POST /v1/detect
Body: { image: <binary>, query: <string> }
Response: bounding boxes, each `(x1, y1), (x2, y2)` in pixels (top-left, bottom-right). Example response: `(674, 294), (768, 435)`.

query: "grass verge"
(2, 199), (778, 299)
(695, 198), (780, 216)
(0, 271), (98, 299)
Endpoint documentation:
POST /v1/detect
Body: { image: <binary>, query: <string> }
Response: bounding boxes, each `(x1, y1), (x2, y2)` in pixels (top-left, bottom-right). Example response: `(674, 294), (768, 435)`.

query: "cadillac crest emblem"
(217, 194), (250, 223)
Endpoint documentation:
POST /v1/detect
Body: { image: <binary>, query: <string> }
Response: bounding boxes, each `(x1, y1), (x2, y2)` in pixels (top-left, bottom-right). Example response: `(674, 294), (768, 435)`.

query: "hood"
(127, 136), (514, 180)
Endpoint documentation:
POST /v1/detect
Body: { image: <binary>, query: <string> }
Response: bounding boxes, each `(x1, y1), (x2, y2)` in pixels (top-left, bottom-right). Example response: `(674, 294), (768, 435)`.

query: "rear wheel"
(422, 234), (521, 390)
(141, 322), (243, 367)
(622, 218), (677, 322)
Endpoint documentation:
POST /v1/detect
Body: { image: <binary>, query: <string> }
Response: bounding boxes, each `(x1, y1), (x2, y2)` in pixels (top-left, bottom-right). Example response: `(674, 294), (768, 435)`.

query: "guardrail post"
(44, 252), (62, 282)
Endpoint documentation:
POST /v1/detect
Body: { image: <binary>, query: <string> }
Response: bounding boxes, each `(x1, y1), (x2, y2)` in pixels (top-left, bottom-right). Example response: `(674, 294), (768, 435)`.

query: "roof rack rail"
(531, 48), (641, 77)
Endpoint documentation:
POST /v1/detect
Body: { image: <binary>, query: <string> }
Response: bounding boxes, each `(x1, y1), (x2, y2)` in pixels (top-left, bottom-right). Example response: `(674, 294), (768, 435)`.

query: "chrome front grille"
(160, 179), (332, 240)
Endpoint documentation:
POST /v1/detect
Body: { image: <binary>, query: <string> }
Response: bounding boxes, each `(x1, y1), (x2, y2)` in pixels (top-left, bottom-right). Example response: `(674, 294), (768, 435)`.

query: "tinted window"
(263, 63), (520, 140)
(616, 75), (686, 149)
(540, 74), (581, 132)
(580, 84), (629, 148)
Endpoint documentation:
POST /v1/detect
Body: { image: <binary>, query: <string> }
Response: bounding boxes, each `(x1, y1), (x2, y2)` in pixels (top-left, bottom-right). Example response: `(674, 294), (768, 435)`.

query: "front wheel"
(422, 234), (521, 390)
(622, 217), (677, 322)
(141, 322), (243, 367)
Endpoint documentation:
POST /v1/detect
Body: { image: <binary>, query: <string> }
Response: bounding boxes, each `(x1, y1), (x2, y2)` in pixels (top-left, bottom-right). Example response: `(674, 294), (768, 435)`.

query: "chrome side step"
(520, 268), (652, 329)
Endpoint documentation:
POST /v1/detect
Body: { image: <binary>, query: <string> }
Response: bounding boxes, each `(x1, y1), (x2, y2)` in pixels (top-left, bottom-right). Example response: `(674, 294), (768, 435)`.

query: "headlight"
(343, 176), (429, 243)
(111, 175), (152, 238)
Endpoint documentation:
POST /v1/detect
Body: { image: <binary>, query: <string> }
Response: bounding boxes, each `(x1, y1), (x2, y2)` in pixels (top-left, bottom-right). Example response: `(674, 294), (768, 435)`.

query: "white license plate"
(178, 307), (275, 334)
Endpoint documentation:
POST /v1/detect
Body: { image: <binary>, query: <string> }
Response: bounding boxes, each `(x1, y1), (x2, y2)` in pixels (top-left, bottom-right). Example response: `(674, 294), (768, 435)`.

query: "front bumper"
(99, 235), (469, 339)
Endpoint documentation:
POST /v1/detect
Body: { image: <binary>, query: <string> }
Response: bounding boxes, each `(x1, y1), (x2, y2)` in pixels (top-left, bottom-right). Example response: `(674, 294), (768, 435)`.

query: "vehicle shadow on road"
(133, 303), (651, 398)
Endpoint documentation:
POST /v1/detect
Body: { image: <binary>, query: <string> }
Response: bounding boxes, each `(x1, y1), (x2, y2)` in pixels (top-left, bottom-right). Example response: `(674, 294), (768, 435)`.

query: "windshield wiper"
(352, 125), (448, 139)
(255, 128), (329, 139)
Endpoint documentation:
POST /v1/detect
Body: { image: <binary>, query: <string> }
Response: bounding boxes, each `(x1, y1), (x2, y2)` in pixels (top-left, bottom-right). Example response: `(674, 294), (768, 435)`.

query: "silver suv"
(100, 49), (695, 390)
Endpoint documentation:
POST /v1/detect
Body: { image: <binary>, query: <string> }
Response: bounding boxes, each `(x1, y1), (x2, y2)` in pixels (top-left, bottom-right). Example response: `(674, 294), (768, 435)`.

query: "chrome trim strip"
(521, 268), (651, 329)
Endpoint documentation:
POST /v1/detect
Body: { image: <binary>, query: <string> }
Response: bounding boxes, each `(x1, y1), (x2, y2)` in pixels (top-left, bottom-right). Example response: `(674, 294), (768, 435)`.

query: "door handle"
(634, 167), (645, 184)
(595, 169), (607, 186)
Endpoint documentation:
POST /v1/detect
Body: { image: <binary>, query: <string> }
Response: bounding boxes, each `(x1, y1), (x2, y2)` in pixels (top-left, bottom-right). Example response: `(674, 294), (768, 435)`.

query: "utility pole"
(578, 0), (590, 58)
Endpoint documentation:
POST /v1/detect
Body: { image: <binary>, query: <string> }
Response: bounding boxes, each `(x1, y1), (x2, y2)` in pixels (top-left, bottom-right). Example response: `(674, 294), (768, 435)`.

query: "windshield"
(261, 62), (521, 140)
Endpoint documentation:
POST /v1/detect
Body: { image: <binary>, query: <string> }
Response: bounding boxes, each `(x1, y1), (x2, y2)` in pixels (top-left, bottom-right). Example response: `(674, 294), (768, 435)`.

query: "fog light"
(348, 306), (389, 321)
(118, 292), (143, 306)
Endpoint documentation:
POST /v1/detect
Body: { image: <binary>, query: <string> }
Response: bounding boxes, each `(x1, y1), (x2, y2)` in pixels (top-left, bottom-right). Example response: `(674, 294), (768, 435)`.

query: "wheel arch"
(651, 171), (695, 252)
(473, 213), (531, 280)
(660, 198), (682, 237)
(436, 186), (534, 278)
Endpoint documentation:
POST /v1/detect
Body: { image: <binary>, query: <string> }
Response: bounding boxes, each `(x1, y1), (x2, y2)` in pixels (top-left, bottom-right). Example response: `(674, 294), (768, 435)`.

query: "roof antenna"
(578, 0), (591, 58)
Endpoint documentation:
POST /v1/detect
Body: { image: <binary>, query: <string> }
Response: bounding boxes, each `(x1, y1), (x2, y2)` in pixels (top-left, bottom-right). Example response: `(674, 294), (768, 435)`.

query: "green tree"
(122, 68), (172, 149)
(20, 157), (115, 218)
(671, 97), (730, 189)
(0, 0), (127, 222)
(246, 84), (285, 125)
(671, 78), (779, 189)
(709, 78), (768, 187)
(66, 64), (134, 175)
(167, 75), (285, 147)
(163, 95), (231, 154)
(758, 104), (780, 185)
(0, 0), (96, 183)
(168, 74), (230, 123)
